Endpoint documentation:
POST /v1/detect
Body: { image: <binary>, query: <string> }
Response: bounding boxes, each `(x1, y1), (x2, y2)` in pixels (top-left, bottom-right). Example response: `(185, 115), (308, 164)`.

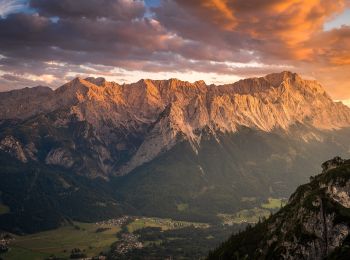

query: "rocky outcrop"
(0, 136), (27, 163)
(45, 148), (74, 168)
(322, 156), (345, 173)
(208, 157), (350, 260)
(0, 86), (55, 120)
(24, 142), (38, 161)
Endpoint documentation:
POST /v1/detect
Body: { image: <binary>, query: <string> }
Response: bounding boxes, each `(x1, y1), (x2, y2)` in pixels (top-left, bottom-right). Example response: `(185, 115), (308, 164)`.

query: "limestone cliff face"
(2, 71), (349, 131)
(263, 158), (350, 259)
(1, 72), (350, 176)
(0, 86), (55, 120)
(208, 158), (350, 260)
(0, 136), (28, 163)
(75, 72), (350, 134)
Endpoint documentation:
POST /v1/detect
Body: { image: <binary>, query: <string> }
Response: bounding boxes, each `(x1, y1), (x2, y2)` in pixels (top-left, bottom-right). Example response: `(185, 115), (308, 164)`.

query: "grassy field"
(0, 203), (10, 215)
(176, 203), (189, 211)
(218, 208), (271, 225)
(240, 197), (257, 202)
(0, 192), (10, 215)
(1, 217), (210, 260)
(261, 198), (286, 209)
(218, 197), (287, 225)
(127, 217), (209, 233)
(2, 222), (120, 260)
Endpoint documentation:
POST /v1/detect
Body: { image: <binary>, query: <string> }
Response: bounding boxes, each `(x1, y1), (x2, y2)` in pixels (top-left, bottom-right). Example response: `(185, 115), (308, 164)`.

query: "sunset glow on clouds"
(0, 0), (349, 101)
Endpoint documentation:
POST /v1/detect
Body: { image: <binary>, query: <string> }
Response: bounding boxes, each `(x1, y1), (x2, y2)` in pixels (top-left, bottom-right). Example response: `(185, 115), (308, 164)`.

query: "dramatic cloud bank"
(0, 0), (349, 100)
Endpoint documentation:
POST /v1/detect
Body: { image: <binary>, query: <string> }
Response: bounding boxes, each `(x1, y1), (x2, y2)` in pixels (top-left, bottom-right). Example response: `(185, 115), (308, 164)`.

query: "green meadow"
(261, 197), (287, 209)
(218, 197), (286, 225)
(2, 217), (209, 260)
(2, 222), (120, 260)
(127, 217), (209, 233)
(0, 203), (9, 215)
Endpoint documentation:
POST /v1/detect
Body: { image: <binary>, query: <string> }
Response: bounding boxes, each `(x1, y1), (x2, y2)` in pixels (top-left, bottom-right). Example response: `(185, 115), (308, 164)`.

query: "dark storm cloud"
(0, 10), (248, 76)
(0, 13), (164, 66)
(30, 0), (145, 20)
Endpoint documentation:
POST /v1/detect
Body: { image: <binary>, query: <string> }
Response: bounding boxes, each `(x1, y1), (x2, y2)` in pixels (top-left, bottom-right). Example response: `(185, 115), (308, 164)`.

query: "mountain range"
(1, 71), (350, 233)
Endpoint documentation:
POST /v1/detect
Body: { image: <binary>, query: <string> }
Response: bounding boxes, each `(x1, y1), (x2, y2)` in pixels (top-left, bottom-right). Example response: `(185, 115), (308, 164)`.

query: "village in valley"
(0, 196), (286, 260)
(0, 215), (214, 259)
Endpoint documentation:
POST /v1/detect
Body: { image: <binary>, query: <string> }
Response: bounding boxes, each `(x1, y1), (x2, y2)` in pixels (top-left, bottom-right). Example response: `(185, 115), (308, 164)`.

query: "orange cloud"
(308, 25), (350, 65)
(202, 0), (236, 29)
(174, 0), (237, 30)
(174, 0), (347, 61)
(234, 0), (347, 60)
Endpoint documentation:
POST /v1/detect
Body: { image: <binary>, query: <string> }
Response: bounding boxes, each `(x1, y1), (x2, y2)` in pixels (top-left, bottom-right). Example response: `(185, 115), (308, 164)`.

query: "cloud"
(0, 72), (62, 91)
(173, 0), (237, 30)
(0, 0), (27, 18)
(157, 0), (348, 62)
(0, 11), (253, 74)
(0, 0), (349, 100)
(236, 0), (346, 61)
(309, 25), (350, 65)
(30, 0), (145, 20)
(337, 99), (350, 108)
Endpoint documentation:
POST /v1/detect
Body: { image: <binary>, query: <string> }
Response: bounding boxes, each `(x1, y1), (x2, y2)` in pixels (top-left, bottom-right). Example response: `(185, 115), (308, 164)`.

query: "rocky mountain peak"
(137, 78), (152, 84)
(0, 86), (54, 119)
(53, 77), (95, 105)
(265, 71), (326, 95)
(322, 156), (346, 173)
(264, 71), (300, 86)
(84, 77), (107, 86)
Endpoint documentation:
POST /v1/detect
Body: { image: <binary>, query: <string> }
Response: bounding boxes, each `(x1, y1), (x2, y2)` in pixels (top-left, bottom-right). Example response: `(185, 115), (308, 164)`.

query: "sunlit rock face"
(2, 71), (350, 129)
(1, 71), (350, 177)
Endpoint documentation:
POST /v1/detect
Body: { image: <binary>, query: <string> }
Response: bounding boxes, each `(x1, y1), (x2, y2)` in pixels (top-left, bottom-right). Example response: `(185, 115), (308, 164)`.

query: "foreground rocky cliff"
(208, 157), (350, 260)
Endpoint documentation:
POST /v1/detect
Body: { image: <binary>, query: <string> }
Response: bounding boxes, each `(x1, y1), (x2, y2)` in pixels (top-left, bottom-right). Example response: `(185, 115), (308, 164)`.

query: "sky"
(0, 0), (349, 102)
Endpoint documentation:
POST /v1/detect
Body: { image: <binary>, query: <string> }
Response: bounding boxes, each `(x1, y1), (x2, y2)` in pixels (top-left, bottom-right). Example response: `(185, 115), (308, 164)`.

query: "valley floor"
(0, 197), (285, 259)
